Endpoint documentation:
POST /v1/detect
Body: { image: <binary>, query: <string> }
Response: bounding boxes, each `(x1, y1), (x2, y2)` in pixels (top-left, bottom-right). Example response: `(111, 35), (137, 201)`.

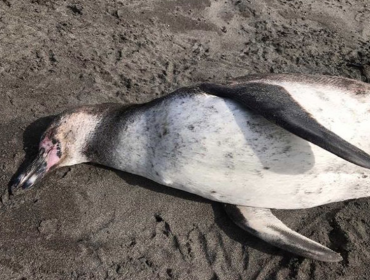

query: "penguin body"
(86, 75), (370, 209)
(12, 74), (370, 262)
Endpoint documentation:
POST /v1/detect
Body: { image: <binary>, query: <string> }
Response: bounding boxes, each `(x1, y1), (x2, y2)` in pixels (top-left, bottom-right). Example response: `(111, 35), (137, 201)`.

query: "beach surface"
(1, 0), (370, 279)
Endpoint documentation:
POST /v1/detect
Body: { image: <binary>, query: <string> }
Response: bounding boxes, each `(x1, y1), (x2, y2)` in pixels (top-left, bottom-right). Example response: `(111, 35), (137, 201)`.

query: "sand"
(1, 0), (370, 279)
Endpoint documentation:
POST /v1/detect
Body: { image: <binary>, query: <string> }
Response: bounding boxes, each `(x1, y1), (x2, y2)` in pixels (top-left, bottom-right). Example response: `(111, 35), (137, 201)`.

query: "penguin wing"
(199, 82), (370, 169)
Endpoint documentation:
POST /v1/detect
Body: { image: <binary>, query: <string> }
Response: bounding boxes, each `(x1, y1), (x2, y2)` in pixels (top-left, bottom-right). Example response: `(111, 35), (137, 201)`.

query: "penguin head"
(11, 104), (115, 191)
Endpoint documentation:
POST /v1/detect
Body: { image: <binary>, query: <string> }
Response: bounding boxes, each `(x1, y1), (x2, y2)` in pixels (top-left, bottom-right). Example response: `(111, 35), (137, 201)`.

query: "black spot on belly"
(225, 152), (234, 159)
(282, 146), (292, 153)
(226, 163), (235, 170)
(211, 191), (217, 194)
(188, 125), (195, 131)
(263, 166), (270, 170)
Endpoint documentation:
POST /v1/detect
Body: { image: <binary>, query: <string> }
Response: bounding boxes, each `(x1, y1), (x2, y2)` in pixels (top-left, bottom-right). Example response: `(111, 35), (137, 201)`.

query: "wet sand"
(1, 0), (370, 279)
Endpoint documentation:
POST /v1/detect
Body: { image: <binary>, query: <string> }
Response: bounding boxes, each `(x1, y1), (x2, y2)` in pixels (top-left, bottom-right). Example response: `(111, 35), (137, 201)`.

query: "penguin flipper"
(199, 82), (370, 169)
(224, 204), (342, 262)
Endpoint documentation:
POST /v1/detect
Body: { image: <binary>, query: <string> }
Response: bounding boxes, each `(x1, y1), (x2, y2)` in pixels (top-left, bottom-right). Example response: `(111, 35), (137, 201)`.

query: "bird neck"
(86, 105), (155, 178)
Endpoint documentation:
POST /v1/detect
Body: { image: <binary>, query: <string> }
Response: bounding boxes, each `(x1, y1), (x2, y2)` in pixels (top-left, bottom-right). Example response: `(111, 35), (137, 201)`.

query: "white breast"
(115, 89), (370, 210)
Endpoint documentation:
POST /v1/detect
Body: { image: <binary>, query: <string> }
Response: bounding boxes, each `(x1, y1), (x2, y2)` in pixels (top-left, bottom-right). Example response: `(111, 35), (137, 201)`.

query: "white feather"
(112, 84), (370, 209)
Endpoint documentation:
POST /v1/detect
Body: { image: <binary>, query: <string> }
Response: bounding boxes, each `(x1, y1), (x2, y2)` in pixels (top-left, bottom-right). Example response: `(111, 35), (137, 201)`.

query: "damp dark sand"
(1, 0), (370, 279)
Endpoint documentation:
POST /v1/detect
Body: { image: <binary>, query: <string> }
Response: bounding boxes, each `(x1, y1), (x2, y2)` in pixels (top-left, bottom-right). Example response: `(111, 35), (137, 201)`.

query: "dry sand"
(1, 0), (370, 279)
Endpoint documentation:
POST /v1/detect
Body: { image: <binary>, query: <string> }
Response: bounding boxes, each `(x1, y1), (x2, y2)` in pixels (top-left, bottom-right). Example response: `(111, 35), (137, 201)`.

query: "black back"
(200, 82), (370, 169)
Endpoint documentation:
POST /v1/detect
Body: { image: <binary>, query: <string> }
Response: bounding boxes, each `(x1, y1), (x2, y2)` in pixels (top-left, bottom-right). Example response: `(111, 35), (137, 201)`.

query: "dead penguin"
(11, 73), (370, 262)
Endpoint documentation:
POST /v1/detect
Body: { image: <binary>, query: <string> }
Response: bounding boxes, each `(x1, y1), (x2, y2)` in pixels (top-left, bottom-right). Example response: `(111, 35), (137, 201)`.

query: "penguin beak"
(10, 148), (49, 191)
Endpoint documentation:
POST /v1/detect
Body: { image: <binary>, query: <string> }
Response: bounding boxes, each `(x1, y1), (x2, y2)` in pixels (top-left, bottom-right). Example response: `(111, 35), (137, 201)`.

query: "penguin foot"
(224, 204), (342, 262)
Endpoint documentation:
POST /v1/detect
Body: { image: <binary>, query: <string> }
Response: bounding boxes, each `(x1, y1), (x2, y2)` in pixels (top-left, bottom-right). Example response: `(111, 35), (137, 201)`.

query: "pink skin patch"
(39, 136), (61, 171)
